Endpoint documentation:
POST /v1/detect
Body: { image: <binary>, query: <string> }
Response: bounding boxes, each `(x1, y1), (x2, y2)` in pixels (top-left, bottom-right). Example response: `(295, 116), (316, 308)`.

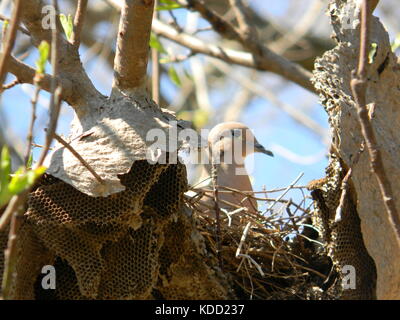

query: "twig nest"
(46, 96), (195, 197)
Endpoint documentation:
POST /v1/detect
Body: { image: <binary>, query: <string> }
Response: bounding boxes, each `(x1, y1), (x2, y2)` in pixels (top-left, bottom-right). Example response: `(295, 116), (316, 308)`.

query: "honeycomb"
(0, 158), (233, 299)
(308, 154), (377, 299)
(155, 213), (232, 300)
(35, 257), (85, 300)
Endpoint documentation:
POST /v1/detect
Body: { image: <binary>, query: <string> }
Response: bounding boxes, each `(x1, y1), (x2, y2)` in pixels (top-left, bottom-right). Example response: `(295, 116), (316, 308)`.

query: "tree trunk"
(312, 0), (400, 299)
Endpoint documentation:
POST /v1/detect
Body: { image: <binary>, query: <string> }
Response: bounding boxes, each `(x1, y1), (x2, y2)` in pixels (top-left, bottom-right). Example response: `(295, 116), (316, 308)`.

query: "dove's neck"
(217, 162), (252, 191)
(217, 162), (257, 212)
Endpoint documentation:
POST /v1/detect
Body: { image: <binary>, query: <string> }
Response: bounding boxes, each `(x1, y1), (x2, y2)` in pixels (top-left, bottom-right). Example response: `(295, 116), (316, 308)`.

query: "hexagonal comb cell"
(1, 159), (190, 299)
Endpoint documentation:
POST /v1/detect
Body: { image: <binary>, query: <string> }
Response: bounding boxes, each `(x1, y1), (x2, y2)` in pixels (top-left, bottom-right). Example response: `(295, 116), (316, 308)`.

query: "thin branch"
(176, 0), (238, 39)
(0, 190), (28, 299)
(152, 19), (315, 93)
(209, 58), (326, 138)
(191, 26), (212, 35)
(36, 86), (62, 168)
(0, 0), (22, 89)
(223, 84), (252, 122)
(71, 0), (88, 48)
(0, 13), (29, 36)
(262, 172), (304, 215)
(228, 0), (257, 43)
(197, 184), (310, 213)
(334, 144), (364, 223)
(36, 0), (62, 167)
(7, 55), (52, 86)
(108, 0), (315, 92)
(6, 55), (74, 103)
(151, 0), (160, 104)
(1, 2), (64, 298)
(2, 78), (20, 90)
(350, 0), (400, 244)
(53, 133), (105, 185)
(268, 1), (323, 54)
(167, 8), (182, 32)
(172, 0), (315, 92)
(0, 191), (27, 232)
(112, 0), (155, 97)
(31, 143), (53, 150)
(151, 48), (160, 103)
(163, 51), (195, 63)
(236, 222), (265, 277)
(19, 0), (103, 109)
(24, 81), (40, 165)
(6, 55), (99, 109)
(211, 155), (223, 270)
(221, 207), (245, 227)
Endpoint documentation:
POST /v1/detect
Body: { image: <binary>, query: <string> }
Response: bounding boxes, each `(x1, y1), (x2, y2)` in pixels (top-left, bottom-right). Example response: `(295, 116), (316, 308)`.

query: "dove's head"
(208, 122), (273, 165)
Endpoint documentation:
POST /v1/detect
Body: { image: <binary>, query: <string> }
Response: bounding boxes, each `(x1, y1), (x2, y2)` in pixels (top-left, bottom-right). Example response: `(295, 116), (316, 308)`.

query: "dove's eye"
(231, 129), (241, 137)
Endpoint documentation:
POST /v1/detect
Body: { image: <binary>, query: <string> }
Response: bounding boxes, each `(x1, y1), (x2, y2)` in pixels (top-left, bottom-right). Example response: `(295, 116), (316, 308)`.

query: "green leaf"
(192, 109), (210, 129)
(0, 146), (11, 205)
(159, 57), (171, 64)
(2, 20), (9, 34)
(157, 0), (182, 11)
(8, 168), (29, 195)
(59, 13), (73, 40)
(391, 33), (400, 52)
(150, 33), (167, 54)
(168, 66), (182, 87)
(7, 166), (45, 197)
(368, 42), (378, 64)
(0, 146), (11, 189)
(26, 153), (33, 169)
(0, 190), (10, 208)
(27, 166), (46, 185)
(35, 41), (50, 74)
(0, 150), (46, 207)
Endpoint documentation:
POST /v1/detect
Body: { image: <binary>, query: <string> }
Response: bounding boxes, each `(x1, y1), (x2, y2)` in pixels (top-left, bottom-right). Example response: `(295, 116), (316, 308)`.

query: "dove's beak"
(254, 142), (274, 157)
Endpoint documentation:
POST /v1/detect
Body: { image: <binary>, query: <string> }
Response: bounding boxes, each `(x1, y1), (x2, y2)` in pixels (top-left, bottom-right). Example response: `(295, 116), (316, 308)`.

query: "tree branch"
(0, 14), (29, 36)
(71, 0), (88, 48)
(350, 0), (400, 244)
(152, 19), (315, 93)
(210, 58), (326, 138)
(228, 0), (257, 43)
(19, 0), (103, 109)
(151, 0), (160, 104)
(6, 55), (79, 105)
(174, 0), (315, 92)
(0, 0), (22, 89)
(53, 133), (105, 185)
(112, 0), (155, 97)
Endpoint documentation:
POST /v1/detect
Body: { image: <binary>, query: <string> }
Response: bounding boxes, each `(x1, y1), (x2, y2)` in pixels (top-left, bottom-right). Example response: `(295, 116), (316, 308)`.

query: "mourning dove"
(197, 122), (273, 217)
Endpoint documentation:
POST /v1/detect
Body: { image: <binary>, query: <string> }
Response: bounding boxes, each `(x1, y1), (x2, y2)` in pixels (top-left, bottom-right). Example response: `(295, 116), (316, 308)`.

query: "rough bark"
(313, 0), (400, 299)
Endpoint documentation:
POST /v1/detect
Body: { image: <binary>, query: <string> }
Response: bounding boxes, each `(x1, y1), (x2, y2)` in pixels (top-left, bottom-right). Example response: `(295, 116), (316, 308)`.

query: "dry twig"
(151, 0), (160, 104)
(0, 0), (22, 90)
(71, 0), (88, 48)
(172, 0), (315, 92)
(0, 13), (29, 36)
(53, 133), (105, 185)
(152, 18), (315, 93)
(187, 179), (330, 299)
(2, 78), (20, 90)
(2, 0), (64, 299)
